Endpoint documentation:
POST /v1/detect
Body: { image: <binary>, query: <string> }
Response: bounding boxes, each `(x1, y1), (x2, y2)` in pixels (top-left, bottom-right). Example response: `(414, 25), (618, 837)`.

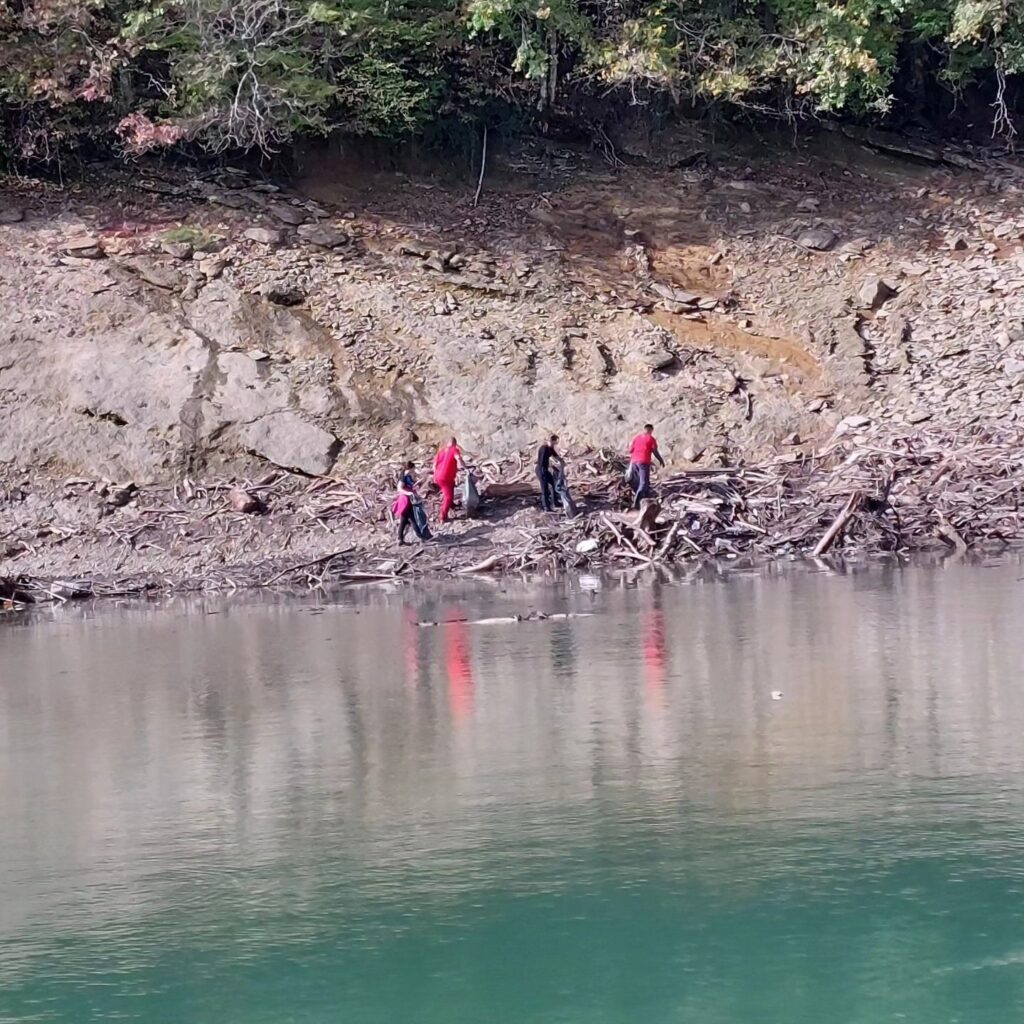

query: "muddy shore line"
(2, 421), (1020, 609)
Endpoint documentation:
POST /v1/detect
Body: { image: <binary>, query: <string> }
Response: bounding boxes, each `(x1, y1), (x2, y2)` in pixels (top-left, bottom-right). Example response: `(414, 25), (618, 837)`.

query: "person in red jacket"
(627, 423), (665, 508)
(433, 436), (463, 524)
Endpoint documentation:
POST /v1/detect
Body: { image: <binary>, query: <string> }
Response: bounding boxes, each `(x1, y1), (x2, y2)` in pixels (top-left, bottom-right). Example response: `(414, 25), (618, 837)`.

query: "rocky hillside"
(2, 134), (1023, 487)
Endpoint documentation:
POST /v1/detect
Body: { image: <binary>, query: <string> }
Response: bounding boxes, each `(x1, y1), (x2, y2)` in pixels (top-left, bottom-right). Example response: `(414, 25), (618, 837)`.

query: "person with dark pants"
(627, 424), (665, 509)
(394, 462), (429, 544)
(536, 435), (563, 511)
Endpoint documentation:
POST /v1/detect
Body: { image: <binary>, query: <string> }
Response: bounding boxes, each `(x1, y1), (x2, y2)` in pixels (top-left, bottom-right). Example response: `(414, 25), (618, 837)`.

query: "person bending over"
(536, 434), (564, 512)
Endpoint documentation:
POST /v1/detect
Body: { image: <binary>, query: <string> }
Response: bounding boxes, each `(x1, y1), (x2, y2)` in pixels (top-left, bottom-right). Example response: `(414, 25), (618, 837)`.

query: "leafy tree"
(2, 0), (1024, 164)
(119, 0), (454, 150)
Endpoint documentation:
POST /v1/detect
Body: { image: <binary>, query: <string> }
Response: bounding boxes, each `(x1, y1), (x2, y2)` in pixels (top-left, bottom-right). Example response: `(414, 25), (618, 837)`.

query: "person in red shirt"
(627, 423), (665, 508)
(432, 436), (463, 524)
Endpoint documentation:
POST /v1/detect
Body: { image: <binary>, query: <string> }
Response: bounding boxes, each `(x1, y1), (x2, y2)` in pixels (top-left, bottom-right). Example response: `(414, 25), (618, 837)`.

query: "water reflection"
(642, 587), (667, 707)
(443, 616), (474, 724)
(1, 561), (1024, 1023)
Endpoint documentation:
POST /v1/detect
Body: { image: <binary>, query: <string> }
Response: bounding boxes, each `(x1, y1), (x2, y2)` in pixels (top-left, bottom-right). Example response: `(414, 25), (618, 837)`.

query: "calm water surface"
(2, 562), (1024, 1023)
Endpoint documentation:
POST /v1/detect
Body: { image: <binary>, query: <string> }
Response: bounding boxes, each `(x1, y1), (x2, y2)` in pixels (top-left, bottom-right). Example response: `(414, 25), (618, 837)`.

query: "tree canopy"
(1, 0), (1023, 164)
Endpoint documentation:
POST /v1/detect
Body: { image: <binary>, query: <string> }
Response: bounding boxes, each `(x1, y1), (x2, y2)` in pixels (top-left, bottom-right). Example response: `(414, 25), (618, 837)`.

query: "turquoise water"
(2, 563), (1024, 1023)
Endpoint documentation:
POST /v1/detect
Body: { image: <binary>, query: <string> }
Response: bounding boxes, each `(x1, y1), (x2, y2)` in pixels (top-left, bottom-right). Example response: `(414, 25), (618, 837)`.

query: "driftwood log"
(483, 481), (537, 499)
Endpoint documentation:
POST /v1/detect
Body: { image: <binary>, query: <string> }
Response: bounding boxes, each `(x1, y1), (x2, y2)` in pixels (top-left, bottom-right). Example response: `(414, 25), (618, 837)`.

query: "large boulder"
(244, 412), (341, 476)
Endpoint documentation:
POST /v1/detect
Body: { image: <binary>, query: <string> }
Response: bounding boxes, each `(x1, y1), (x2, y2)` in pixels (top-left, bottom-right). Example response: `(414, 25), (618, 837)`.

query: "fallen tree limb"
(936, 515), (968, 556)
(458, 553), (504, 574)
(812, 491), (863, 556)
(262, 547), (354, 585)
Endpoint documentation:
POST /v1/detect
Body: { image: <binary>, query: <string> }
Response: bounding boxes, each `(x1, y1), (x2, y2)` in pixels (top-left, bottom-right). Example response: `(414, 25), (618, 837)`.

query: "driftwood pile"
(512, 423), (1022, 571)
(0, 422), (1020, 606)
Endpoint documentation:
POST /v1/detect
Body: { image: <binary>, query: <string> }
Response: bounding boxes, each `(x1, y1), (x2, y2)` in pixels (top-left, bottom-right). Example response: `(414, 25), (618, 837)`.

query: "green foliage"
(468, 0), (588, 78)
(2, 0), (1024, 164)
(161, 225), (221, 246)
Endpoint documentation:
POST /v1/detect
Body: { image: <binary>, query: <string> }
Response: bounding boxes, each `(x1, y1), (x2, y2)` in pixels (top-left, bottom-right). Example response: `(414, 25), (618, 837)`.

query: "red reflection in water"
(644, 606), (667, 706)
(444, 619), (474, 723)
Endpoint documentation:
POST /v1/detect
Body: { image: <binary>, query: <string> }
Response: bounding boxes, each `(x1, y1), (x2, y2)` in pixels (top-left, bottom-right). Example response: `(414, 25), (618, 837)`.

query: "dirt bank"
(1, 130), (1023, 591)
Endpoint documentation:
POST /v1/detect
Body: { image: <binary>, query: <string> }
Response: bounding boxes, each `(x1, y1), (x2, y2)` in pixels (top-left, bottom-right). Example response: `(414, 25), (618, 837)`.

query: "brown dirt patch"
(650, 310), (823, 382)
(650, 243), (730, 296)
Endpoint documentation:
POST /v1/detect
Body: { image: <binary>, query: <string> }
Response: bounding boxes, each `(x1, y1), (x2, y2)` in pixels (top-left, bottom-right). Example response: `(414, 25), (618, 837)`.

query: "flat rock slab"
(127, 259), (186, 290)
(161, 240), (193, 260)
(797, 226), (837, 251)
(59, 235), (104, 258)
(269, 203), (308, 226)
(244, 412), (341, 476)
(209, 193), (249, 209)
(296, 223), (349, 248)
(243, 227), (283, 246)
(634, 343), (678, 372)
(650, 281), (700, 305)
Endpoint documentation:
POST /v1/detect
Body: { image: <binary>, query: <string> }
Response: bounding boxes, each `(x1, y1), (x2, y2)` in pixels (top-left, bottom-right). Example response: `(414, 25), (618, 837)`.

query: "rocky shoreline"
(2, 418), (1020, 609)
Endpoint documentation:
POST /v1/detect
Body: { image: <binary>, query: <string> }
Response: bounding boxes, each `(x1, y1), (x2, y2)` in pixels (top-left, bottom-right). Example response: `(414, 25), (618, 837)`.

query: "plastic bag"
(462, 472), (481, 518)
(412, 501), (432, 540)
(554, 467), (579, 518)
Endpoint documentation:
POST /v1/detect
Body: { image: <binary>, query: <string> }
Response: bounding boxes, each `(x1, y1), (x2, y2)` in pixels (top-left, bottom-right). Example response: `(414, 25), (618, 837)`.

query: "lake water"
(2, 561), (1024, 1023)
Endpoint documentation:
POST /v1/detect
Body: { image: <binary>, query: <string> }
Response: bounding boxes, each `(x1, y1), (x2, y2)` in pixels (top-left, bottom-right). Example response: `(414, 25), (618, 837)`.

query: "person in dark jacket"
(536, 435), (563, 512)
(394, 462), (429, 544)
